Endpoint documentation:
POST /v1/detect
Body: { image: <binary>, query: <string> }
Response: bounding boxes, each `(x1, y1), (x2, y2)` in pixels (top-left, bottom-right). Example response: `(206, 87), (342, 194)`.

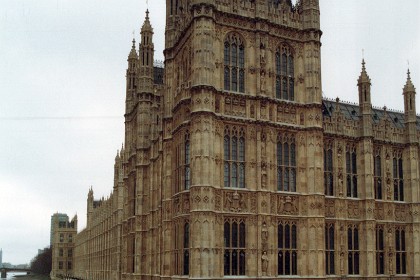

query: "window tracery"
(224, 33), (245, 93)
(376, 225), (385, 274)
(374, 147), (382, 199)
(224, 126), (245, 188)
(277, 133), (296, 192)
(175, 131), (191, 193)
(395, 227), (406, 274)
(393, 150), (404, 201)
(325, 223), (335, 275)
(275, 45), (294, 101)
(278, 220), (297, 275)
(324, 141), (334, 196)
(348, 225), (359, 275)
(346, 144), (357, 198)
(224, 218), (246, 275)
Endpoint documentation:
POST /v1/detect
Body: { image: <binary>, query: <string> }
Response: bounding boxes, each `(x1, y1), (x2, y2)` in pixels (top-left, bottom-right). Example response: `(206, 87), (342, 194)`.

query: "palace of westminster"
(50, 0), (420, 279)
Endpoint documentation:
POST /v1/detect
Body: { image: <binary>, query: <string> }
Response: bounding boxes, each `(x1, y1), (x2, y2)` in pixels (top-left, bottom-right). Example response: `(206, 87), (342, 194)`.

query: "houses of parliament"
(50, 0), (419, 279)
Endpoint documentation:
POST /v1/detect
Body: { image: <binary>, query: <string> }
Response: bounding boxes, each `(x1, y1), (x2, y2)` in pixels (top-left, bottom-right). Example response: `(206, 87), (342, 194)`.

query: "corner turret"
(301, 0), (320, 30)
(403, 69), (417, 143)
(137, 10), (155, 149)
(126, 39), (138, 113)
(358, 59), (373, 137)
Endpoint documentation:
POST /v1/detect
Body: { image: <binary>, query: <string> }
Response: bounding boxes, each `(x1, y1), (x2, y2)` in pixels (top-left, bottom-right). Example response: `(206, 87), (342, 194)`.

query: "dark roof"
(322, 99), (420, 130)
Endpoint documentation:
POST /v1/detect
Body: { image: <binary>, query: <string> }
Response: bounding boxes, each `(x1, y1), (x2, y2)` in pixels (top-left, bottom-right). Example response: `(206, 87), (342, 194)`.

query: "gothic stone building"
(71, 0), (420, 279)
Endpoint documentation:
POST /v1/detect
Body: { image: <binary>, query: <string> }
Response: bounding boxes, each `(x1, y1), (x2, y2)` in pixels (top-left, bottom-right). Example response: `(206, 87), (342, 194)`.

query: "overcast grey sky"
(0, 0), (419, 265)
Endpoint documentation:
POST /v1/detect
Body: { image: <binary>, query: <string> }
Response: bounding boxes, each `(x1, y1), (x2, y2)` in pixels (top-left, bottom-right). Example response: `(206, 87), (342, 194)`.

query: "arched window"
(278, 221), (297, 275)
(277, 134), (296, 192)
(324, 142), (334, 196)
(395, 228), (406, 274)
(393, 152), (404, 201)
(185, 133), (191, 190)
(346, 145), (357, 198)
(275, 45), (295, 101)
(348, 225), (360, 275)
(224, 34), (245, 93)
(224, 127), (245, 188)
(325, 224), (335, 275)
(376, 226), (385, 274)
(374, 147), (382, 199)
(224, 219), (246, 275)
(183, 222), (190, 275)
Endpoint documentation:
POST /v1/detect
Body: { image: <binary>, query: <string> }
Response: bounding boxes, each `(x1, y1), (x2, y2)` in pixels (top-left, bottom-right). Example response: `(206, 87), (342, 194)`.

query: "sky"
(0, 0), (419, 265)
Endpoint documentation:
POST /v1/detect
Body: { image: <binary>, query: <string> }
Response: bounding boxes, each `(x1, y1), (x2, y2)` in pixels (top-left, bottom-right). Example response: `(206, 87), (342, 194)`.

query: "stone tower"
(160, 0), (324, 278)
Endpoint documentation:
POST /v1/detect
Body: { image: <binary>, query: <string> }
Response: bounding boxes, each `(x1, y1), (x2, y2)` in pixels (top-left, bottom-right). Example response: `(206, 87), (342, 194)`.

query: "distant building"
(50, 213), (70, 246)
(50, 213), (77, 279)
(0, 248), (2, 267)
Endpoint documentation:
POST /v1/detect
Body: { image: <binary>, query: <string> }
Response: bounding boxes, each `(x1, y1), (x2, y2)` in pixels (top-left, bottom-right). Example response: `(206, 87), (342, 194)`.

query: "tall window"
(325, 224), (335, 275)
(224, 219), (246, 275)
(348, 225), (359, 275)
(393, 153), (404, 201)
(376, 226), (385, 274)
(59, 248), (63, 257)
(275, 46), (294, 101)
(185, 133), (191, 190)
(68, 248), (73, 258)
(395, 228), (406, 274)
(277, 134), (296, 192)
(183, 222), (190, 275)
(346, 146), (357, 197)
(60, 233), (64, 243)
(224, 127), (245, 188)
(224, 34), (245, 93)
(278, 221), (297, 275)
(324, 142), (334, 196)
(374, 149), (382, 199)
(175, 131), (191, 193)
(127, 234), (135, 273)
(129, 175), (136, 216)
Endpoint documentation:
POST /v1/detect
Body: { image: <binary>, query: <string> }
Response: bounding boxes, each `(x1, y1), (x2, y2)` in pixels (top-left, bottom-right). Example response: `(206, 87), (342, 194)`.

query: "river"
(2, 272), (50, 280)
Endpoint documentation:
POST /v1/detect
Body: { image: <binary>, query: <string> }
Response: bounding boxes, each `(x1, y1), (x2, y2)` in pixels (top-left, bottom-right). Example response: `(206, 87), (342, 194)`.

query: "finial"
(146, 9), (149, 19)
(407, 60), (411, 80)
(362, 58), (366, 71)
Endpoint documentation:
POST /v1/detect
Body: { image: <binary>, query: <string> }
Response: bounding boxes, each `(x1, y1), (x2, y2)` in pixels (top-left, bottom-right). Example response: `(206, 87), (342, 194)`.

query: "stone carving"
(347, 201), (360, 218)
(261, 222), (268, 250)
(250, 194), (257, 213)
(395, 204), (407, 222)
(215, 190), (222, 211)
(325, 199), (335, 217)
(278, 196), (298, 215)
(225, 191), (247, 212)
(261, 251), (269, 275)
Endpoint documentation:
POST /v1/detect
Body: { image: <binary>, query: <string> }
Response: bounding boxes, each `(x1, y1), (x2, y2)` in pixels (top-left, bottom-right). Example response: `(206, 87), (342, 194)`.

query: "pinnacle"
(403, 68), (416, 93)
(128, 38), (138, 59)
(358, 59), (370, 85)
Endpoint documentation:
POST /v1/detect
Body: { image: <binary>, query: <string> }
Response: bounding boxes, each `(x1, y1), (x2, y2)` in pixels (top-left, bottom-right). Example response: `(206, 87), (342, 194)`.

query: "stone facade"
(68, 1), (420, 280)
(50, 214), (77, 279)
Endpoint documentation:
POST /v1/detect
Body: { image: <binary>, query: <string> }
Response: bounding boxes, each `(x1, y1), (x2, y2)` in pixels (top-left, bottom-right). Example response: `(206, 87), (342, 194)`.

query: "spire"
(358, 59), (371, 85)
(141, 9), (153, 33)
(403, 69), (416, 93)
(128, 38), (138, 59)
